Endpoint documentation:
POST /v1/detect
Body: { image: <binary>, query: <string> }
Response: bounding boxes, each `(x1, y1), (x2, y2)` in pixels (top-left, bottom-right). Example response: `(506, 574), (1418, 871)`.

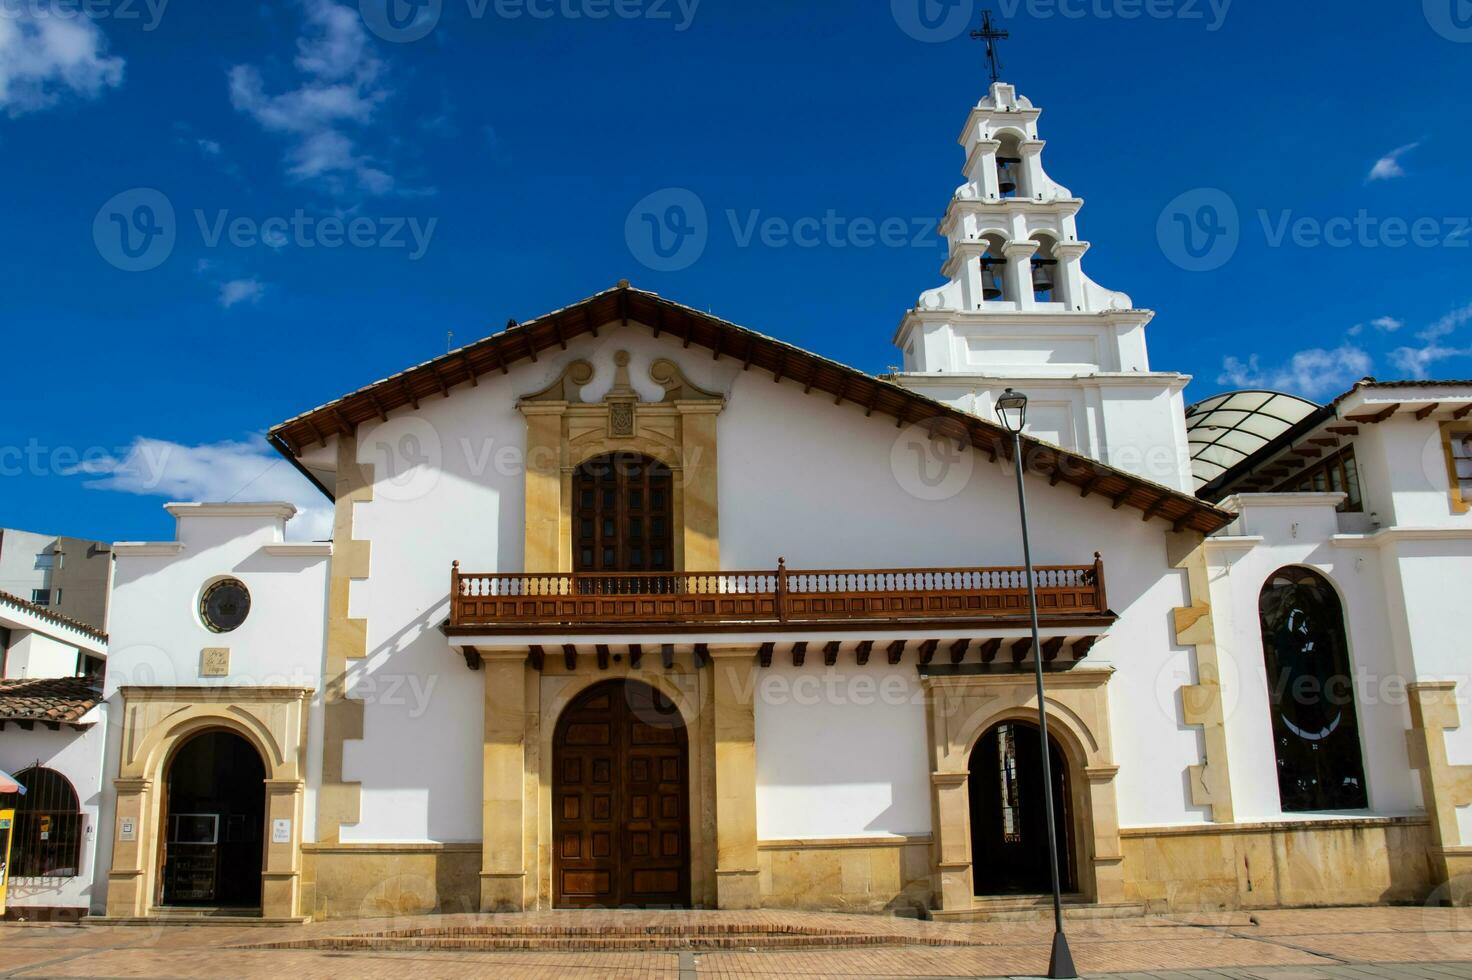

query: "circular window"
(200, 579), (251, 633)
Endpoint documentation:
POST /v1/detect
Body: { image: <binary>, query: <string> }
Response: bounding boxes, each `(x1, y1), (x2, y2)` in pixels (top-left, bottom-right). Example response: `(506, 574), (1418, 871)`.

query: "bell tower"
(892, 81), (1195, 492)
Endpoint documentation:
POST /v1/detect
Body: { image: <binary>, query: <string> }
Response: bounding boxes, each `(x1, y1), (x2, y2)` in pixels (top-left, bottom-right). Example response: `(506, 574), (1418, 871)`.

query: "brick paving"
(2, 906), (1472, 978)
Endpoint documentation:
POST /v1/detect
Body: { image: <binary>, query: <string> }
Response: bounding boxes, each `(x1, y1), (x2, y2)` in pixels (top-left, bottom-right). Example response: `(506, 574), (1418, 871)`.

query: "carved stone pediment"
(520, 359), (595, 404)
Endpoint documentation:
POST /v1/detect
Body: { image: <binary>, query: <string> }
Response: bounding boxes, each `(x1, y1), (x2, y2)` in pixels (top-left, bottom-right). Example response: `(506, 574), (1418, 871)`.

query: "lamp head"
(997, 388), (1028, 434)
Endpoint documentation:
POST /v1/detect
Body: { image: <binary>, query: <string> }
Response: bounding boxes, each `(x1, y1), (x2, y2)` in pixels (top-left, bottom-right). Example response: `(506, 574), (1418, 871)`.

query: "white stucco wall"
(2, 632), (79, 680)
(1206, 495), (1421, 823)
(0, 709), (107, 912)
(753, 664), (930, 840)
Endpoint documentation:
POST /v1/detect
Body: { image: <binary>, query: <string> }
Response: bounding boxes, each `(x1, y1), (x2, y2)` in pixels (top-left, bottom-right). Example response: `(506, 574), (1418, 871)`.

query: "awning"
(0, 768), (25, 795)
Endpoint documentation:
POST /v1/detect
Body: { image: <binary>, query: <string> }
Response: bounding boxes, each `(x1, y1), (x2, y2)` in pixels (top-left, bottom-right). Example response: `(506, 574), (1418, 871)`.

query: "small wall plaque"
(200, 648), (231, 677)
(119, 817), (135, 841)
(272, 818), (291, 844)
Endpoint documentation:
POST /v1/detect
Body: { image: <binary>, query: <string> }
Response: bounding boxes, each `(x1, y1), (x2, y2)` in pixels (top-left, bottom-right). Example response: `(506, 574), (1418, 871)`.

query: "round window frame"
(199, 577), (252, 634)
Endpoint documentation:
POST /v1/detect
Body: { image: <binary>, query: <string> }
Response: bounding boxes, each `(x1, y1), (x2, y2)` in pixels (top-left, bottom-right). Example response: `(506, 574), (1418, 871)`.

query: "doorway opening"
(969, 720), (1075, 896)
(553, 679), (691, 908)
(159, 729), (266, 909)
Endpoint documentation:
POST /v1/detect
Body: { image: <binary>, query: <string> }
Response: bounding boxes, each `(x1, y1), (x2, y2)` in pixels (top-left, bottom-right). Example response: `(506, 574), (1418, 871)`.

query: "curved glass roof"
(1185, 390), (1321, 491)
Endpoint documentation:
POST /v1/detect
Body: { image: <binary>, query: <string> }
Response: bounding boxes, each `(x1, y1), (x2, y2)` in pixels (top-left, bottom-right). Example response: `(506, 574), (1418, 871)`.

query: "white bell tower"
(892, 81), (1195, 493)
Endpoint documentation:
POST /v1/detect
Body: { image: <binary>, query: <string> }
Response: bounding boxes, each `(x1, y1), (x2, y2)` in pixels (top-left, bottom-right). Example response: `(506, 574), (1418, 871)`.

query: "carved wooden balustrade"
(450, 556), (1108, 631)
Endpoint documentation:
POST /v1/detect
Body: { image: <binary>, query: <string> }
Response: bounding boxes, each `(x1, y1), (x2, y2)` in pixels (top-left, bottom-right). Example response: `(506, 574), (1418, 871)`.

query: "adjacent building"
(0, 590), (109, 920)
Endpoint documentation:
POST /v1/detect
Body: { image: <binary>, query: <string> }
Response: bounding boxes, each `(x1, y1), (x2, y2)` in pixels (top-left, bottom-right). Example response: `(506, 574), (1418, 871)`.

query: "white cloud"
(1218, 344), (1373, 400)
(229, 0), (396, 196)
(1368, 142), (1420, 181)
(0, 11), (124, 116)
(1371, 316), (1404, 332)
(219, 277), (266, 309)
(71, 436), (332, 541)
(1387, 302), (1472, 379)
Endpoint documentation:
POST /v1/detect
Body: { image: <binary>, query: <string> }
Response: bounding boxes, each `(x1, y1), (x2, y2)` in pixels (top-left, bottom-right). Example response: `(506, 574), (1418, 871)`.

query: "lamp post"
(996, 387), (1077, 980)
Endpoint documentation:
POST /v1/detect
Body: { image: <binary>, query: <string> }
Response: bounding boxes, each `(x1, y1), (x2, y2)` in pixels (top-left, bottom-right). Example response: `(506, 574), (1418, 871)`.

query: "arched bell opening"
(995, 131), (1028, 199)
(1031, 233), (1063, 305)
(978, 232), (1011, 304)
(968, 720), (1076, 896)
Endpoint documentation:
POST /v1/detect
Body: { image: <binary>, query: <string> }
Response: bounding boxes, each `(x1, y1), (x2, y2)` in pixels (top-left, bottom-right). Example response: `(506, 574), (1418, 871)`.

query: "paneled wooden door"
(554, 680), (691, 908)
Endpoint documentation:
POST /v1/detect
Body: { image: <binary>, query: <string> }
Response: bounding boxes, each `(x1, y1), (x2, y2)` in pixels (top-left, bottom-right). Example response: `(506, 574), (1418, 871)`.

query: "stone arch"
(136, 706), (288, 785)
(922, 670), (1122, 910)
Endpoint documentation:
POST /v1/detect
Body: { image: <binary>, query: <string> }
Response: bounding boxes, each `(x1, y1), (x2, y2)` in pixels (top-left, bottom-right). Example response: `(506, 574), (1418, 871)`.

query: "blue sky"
(1, 0), (1470, 543)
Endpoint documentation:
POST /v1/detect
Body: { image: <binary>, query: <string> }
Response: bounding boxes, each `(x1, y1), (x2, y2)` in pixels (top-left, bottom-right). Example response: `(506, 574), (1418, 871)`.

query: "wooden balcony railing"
(449, 556), (1108, 631)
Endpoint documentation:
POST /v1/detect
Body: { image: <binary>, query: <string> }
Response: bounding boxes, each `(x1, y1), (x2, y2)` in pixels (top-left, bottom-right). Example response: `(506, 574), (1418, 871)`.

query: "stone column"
(677, 403), (721, 572)
(1003, 239), (1039, 311)
(104, 777), (153, 918)
(481, 650), (530, 911)
(709, 646), (760, 908)
(1408, 681), (1472, 903)
(261, 779), (305, 919)
(521, 405), (565, 574)
(930, 771), (973, 909)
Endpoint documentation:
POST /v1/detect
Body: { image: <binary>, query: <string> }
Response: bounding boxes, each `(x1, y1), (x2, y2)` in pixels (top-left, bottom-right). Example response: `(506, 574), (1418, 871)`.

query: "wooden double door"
(553, 680), (691, 908)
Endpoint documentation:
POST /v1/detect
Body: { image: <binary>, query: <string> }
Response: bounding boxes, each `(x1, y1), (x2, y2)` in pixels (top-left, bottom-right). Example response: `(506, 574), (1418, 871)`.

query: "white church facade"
(87, 83), (1472, 922)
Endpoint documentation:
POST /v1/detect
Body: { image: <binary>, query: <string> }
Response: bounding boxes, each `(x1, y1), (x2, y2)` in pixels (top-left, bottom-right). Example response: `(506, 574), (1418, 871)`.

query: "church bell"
(1031, 259), (1057, 296)
(980, 257), (1005, 301)
(997, 156), (1021, 197)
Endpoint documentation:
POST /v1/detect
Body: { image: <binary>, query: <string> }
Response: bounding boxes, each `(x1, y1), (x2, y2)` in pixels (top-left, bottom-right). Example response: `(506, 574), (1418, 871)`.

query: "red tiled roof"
(0, 676), (103, 724)
(268, 284), (1234, 535)
(0, 590), (108, 643)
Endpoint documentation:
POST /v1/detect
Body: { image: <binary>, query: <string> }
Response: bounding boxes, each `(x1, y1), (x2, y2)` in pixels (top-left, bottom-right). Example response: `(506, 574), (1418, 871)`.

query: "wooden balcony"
(448, 556), (1110, 634)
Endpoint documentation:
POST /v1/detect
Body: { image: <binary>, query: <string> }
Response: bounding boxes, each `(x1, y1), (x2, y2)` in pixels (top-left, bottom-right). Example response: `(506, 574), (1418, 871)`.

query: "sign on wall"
(200, 648), (231, 677)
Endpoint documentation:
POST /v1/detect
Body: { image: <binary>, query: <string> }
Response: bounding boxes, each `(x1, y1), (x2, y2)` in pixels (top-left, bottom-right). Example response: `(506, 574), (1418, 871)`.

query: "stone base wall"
(302, 845), (481, 921)
(1121, 817), (1435, 912)
(756, 836), (933, 914)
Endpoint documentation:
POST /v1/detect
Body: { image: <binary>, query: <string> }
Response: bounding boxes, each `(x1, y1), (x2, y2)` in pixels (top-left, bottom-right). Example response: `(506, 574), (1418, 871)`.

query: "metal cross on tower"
(970, 10), (1010, 84)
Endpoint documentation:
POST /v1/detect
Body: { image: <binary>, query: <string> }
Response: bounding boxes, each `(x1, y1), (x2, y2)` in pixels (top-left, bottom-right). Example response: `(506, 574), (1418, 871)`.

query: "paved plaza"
(4, 906), (1472, 978)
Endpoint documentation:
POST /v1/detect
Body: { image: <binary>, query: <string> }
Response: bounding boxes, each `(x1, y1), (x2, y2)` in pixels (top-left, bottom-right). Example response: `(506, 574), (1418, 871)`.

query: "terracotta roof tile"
(0, 676), (103, 724)
(0, 590), (108, 643)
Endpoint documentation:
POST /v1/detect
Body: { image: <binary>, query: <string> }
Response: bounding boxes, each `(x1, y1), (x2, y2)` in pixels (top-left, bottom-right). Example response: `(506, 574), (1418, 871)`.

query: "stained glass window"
(1258, 567), (1368, 812)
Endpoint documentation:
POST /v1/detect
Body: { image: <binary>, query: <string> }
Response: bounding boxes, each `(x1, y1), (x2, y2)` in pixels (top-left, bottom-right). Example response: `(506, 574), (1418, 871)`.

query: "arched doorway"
(159, 730), (266, 909)
(969, 720), (1075, 896)
(553, 679), (691, 908)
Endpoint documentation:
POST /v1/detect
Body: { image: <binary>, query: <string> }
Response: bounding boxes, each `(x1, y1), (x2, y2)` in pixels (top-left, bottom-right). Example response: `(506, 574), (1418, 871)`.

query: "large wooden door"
(554, 680), (690, 908)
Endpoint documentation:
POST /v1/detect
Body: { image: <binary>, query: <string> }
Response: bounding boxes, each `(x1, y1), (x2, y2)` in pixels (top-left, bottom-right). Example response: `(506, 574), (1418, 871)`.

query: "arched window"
(1258, 567), (1368, 811)
(0, 766), (84, 878)
(573, 452), (674, 573)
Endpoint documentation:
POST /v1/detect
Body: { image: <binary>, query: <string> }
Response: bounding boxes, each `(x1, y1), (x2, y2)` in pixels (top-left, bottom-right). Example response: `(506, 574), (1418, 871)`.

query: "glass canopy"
(1185, 390), (1321, 491)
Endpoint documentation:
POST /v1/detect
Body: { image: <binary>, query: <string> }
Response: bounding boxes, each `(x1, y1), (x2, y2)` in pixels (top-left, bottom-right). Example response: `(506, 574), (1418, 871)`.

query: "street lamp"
(996, 388), (1077, 980)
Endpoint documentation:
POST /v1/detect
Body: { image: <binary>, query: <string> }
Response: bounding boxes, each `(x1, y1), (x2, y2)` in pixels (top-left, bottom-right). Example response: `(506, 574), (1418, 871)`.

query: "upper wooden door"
(573, 453), (674, 573)
(553, 680), (690, 908)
